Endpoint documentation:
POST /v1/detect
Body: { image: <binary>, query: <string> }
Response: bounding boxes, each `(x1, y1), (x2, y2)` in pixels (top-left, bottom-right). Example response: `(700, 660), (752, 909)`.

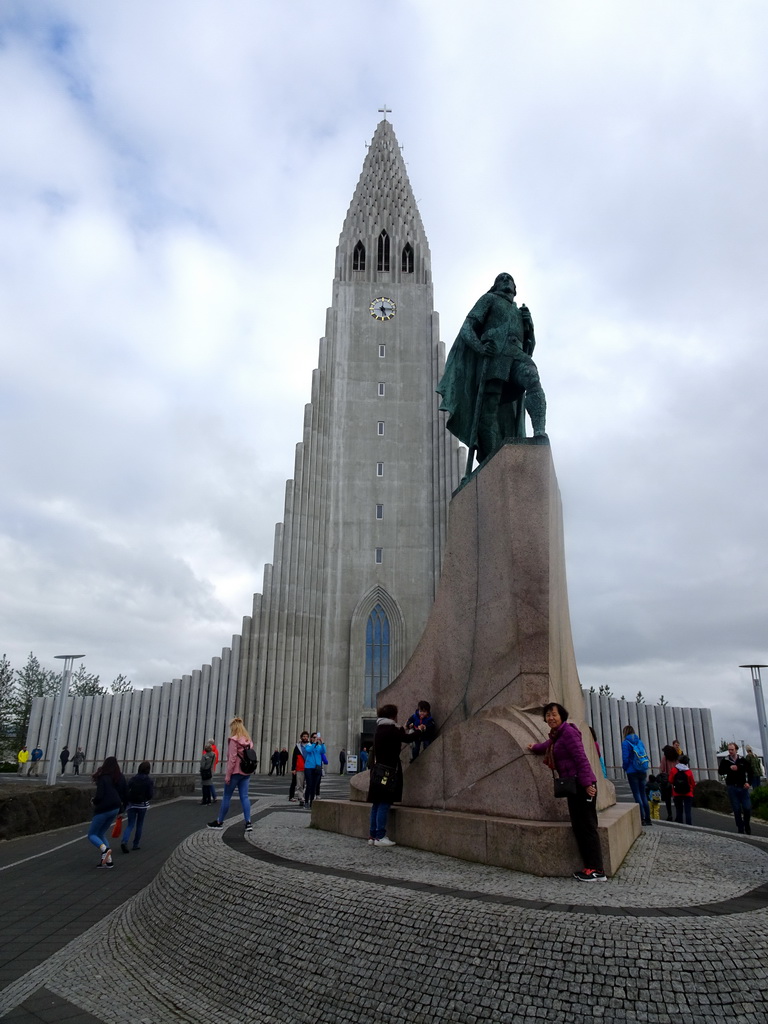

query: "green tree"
(718, 738), (730, 752)
(0, 654), (15, 754)
(658, 695), (669, 706)
(11, 652), (59, 747)
(598, 685), (613, 697)
(110, 674), (133, 694)
(69, 664), (107, 697)
(635, 691), (645, 704)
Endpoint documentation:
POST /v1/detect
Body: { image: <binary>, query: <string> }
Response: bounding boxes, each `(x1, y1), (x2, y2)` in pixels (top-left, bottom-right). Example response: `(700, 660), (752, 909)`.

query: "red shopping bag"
(111, 814), (123, 838)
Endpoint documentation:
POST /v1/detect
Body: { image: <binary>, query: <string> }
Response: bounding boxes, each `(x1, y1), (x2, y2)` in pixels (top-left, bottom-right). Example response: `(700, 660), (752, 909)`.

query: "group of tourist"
(615, 726), (761, 836)
(87, 757), (155, 867)
(78, 700), (761, 876)
(16, 744), (85, 775)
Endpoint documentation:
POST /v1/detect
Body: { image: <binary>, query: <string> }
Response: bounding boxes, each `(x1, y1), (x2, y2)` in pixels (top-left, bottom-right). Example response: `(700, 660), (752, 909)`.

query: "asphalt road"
(0, 771), (350, 996)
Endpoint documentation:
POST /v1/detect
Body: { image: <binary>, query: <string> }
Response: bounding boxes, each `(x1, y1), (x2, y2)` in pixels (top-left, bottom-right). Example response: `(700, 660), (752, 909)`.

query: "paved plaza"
(1, 783), (768, 1023)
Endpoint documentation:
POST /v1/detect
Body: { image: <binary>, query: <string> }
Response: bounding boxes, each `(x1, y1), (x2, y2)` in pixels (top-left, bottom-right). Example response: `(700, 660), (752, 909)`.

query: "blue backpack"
(629, 737), (650, 772)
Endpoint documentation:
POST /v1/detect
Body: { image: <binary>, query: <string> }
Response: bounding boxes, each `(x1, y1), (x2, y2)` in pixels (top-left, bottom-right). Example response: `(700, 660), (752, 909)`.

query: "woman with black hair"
(88, 756), (128, 868)
(528, 702), (606, 882)
(366, 704), (415, 847)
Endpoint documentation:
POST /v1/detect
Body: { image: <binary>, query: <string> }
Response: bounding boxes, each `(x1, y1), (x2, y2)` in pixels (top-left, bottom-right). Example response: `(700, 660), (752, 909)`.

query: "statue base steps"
(311, 799), (640, 878)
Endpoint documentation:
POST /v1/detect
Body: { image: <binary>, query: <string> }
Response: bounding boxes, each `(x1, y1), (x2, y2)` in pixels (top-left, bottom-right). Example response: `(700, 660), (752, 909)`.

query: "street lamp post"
(46, 654), (85, 787)
(740, 664), (768, 768)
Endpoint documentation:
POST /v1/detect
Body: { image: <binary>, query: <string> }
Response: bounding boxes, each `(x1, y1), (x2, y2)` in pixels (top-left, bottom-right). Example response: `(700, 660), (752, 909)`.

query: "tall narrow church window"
(377, 231), (390, 272)
(378, 344), (386, 358)
(353, 241), (366, 271)
(375, 548), (383, 564)
(376, 462), (384, 476)
(365, 602), (390, 706)
(376, 504), (383, 519)
(377, 421), (384, 435)
(402, 243), (414, 273)
(378, 382), (385, 397)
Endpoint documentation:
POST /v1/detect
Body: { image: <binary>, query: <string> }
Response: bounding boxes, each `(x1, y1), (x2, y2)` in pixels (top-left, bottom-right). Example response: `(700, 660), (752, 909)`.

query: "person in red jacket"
(203, 738), (220, 803)
(289, 731), (309, 806)
(669, 755), (695, 825)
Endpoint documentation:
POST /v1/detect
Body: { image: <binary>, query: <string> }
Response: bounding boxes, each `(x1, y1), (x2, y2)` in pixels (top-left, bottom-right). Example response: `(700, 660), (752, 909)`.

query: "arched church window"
(402, 243), (414, 274)
(353, 241), (366, 271)
(377, 231), (390, 272)
(365, 603), (390, 707)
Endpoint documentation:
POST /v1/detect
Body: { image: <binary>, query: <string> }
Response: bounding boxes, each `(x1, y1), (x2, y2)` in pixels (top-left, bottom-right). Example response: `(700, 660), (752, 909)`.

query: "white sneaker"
(367, 838), (375, 845)
(374, 837), (396, 847)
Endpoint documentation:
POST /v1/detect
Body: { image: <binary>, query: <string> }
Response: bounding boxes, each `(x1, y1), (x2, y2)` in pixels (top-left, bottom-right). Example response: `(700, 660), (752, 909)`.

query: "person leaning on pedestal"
(527, 703), (607, 882)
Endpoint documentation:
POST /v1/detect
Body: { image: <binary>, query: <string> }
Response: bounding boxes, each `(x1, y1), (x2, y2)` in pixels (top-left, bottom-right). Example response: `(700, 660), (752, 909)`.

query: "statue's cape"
(437, 295), (525, 447)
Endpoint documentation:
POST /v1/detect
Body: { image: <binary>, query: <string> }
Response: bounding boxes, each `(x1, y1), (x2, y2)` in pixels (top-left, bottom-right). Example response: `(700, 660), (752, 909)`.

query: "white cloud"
(0, 0), (767, 750)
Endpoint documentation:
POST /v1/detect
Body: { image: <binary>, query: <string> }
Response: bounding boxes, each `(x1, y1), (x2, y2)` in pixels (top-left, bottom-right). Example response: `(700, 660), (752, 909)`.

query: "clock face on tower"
(369, 297), (396, 321)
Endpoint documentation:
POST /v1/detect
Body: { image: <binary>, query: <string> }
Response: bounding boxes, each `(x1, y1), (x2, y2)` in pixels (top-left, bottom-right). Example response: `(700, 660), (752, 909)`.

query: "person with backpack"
(621, 724), (652, 826)
(121, 760), (155, 852)
(670, 754), (695, 825)
(207, 717), (257, 833)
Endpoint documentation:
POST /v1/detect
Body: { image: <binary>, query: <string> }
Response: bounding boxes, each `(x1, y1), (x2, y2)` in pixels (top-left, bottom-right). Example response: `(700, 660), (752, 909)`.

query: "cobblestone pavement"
(2, 795), (768, 1023)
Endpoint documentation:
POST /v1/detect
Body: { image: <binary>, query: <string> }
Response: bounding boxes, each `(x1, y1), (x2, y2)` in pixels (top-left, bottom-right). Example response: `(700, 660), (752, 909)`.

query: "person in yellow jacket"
(17, 746), (30, 774)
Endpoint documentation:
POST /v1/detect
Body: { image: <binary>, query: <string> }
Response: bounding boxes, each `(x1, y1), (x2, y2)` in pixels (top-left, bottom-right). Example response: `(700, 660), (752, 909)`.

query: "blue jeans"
(217, 774), (251, 823)
(369, 802), (391, 840)
(626, 771), (651, 822)
(88, 809), (118, 849)
(122, 807), (147, 847)
(727, 785), (752, 831)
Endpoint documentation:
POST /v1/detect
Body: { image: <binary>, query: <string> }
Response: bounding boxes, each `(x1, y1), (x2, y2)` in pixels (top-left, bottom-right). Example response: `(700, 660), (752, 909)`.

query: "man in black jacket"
(718, 743), (752, 834)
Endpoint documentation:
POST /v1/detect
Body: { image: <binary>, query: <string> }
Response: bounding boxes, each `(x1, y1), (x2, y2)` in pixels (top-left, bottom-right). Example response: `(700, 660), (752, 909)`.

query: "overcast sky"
(1, 1), (766, 749)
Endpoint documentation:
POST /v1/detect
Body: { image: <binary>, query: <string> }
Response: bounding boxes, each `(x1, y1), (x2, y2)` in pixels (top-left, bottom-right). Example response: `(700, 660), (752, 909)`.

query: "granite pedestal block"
(312, 798), (640, 877)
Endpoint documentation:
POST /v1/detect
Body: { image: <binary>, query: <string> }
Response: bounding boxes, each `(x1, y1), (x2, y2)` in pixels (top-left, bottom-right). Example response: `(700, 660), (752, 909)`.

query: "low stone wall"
(0, 776), (196, 841)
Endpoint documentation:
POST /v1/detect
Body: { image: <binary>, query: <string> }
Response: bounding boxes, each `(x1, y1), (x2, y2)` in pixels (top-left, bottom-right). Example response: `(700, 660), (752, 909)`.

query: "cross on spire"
(378, 105), (392, 120)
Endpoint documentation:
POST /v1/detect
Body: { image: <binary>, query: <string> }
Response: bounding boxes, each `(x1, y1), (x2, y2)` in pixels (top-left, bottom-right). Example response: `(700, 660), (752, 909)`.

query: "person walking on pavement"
(72, 747), (85, 775)
(17, 747), (29, 774)
(279, 747), (289, 775)
(207, 717), (256, 833)
(339, 749), (346, 774)
(718, 743), (752, 834)
(269, 749), (281, 775)
(121, 760), (154, 852)
(88, 757), (128, 868)
(59, 745), (70, 775)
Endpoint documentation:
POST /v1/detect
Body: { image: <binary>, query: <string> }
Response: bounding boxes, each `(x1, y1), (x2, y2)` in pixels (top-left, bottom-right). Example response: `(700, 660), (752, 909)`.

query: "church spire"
(336, 120), (431, 284)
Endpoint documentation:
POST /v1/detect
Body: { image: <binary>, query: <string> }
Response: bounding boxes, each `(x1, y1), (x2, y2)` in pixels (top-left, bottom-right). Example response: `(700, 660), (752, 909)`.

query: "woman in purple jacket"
(528, 702), (606, 882)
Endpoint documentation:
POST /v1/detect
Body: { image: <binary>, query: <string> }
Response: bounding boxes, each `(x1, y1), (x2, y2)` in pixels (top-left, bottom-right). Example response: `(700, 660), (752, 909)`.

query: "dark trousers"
(566, 788), (603, 872)
(674, 795), (693, 824)
(304, 767), (322, 807)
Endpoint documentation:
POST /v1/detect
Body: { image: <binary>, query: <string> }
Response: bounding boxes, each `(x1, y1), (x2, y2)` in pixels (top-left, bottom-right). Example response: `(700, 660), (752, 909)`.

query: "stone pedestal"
(312, 798), (639, 878)
(316, 441), (638, 876)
